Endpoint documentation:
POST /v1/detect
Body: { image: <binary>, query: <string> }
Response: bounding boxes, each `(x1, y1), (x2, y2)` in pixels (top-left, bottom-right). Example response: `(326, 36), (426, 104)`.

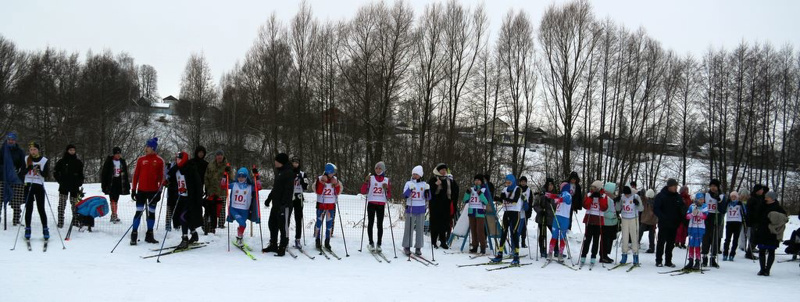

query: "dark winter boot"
(324, 237), (331, 250)
(415, 248), (422, 256)
(692, 259), (701, 270)
(600, 256), (613, 264)
(276, 246), (286, 257)
(315, 238), (322, 249)
(145, 230), (159, 244)
(469, 247), (478, 253)
(620, 254), (628, 264)
(403, 247), (411, 256)
(176, 235), (190, 250)
(25, 227), (31, 240)
(130, 231), (138, 245)
(710, 256), (719, 268)
(490, 250), (504, 263)
(480, 247), (486, 255)
(43, 228), (50, 240)
(441, 242), (449, 249)
(684, 259), (694, 270)
(702, 255), (709, 267)
(263, 244), (278, 253)
(189, 231), (199, 243)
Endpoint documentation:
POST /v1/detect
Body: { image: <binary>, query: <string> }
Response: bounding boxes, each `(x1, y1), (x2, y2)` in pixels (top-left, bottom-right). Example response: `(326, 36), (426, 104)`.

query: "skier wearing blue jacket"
(227, 167), (260, 247)
(547, 182), (572, 263)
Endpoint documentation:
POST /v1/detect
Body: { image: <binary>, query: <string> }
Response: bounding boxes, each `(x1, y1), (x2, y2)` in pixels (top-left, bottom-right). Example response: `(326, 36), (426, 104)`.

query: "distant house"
(524, 127), (548, 144)
(151, 95), (178, 116)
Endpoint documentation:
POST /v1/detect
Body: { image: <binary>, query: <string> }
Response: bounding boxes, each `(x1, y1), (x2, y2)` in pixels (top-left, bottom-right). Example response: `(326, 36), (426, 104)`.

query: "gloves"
(251, 167), (258, 175)
(264, 196), (272, 207)
(591, 192), (602, 198)
(365, 175), (372, 184)
(131, 194), (137, 202)
(225, 166), (232, 173)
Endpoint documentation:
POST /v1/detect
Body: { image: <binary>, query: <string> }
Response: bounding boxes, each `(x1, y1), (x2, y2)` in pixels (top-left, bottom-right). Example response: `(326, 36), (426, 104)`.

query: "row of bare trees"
(1, 1), (798, 212)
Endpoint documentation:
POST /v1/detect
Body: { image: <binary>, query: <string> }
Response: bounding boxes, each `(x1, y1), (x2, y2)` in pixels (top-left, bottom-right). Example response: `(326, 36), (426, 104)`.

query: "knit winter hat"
(215, 149), (224, 156)
(766, 191), (777, 200)
(29, 141), (40, 150)
(411, 165), (424, 178)
(730, 191), (739, 199)
(291, 155), (301, 163)
(324, 163), (337, 175)
(590, 180), (604, 190)
(695, 192), (705, 200)
(569, 171), (580, 183)
(666, 178), (679, 188)
(65, 144), (76, 151)
(622, 186), (632, 195)
(176, 151), (189, 168)
(645, 189), (656, 198)
(519, 176), (528, 182)
(146, 137), (159, 151)
(709, 179), (721, 188)
(375, 161), (386, 172)
(604, 182), (617, 194)
(275, 153), (290, 165)
(236, 167), (249, 178)
(474, 174), (484, 183)
(112, 146), (122, 154)
(6, 132), (17, 140)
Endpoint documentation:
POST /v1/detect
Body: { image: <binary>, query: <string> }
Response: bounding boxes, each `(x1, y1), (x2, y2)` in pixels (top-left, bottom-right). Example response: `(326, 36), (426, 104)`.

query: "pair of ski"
(541, 259), (578, 271)
(233, 241), (257, 260)
(407, 253), (437, 266)
(317, 247), (342, 260)
(606, 263), (640, 272)
(294, 246), (316, 260)
(368, 250), (392, 263)
(468, 253), (528, 260)
(457, 260), (529, 271)
(659, 268), (709, 276)
(141, 242), (209, 259)
(25, 239), (48, 252)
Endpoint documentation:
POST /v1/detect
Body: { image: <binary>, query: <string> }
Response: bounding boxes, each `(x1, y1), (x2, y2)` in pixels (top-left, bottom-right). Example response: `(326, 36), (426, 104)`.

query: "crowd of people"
(0, 131), (796, 276)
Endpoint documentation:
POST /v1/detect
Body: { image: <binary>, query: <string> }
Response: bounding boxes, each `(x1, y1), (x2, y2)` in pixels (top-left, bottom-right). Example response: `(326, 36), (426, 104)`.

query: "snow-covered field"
(2, 183), (797, 302)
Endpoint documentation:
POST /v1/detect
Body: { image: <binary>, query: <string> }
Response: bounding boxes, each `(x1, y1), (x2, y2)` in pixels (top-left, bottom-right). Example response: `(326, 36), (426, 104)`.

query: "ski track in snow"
(2, 183), (797, 302)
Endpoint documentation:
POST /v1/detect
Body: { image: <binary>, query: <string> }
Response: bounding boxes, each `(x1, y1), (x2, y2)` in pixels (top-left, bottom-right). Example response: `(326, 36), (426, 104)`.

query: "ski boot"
(315, 238), (322, 249)
(25, 227), (31, 240)
(376, 245), (382, 252)
(557, 252), (564, 263)
(235, 236), (243, 246)
(144, 230), (159, 244)
(403, 247), (411, 256)
(324, 238), (332, 250)
(479, 247), (486, 255)
(368, 243), (376, 252)
(189, 231), (199, 243)
(43, 228), (50, 240)
(620, 254), (628, 264)
(710, 256), (719, 268)
(130, 231), (138, 245)
(176, 235), (190, 250)
(684, 259), (694, 270)
(276, 246), (286, 257)
(441, 242), (449, 249)
(511, 253), (520, 266)
(469, 247), (477, 254)
(295, 239), (302, 249)
(633, 254), (640, 266)
(692, 259), (701, 270)
(702, 255), (709, 267)
(600, 256), (613, 264)
(590, 257), (597, 265)
(263, 244), (278, 253)
(722, 252), (729, 261)
(665, 262), (676, 268)
(57, 222), (63, 229)
(579, 257), (586, 265)
(729, 253), (735, 262)
(490, 251), (504, 263)
(414, 248), (422, 256)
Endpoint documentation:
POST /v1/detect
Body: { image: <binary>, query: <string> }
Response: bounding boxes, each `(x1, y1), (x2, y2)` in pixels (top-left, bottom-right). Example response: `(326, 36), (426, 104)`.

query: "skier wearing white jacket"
(615, 185), (644, 265)
(402, 166), (431, 256)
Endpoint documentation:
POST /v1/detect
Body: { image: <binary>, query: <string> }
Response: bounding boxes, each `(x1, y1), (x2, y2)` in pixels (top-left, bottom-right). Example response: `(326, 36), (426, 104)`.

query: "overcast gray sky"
(2, 0), (798, 98)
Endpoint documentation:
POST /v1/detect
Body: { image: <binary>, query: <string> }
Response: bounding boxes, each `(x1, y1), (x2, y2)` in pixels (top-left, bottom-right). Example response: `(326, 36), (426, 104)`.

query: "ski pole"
(112, 186), (164, 253)
(253, 166), (264, 251)
(386, 199), (398, 258)
(156, 203), (172, 263)
(155, 188), (164, 230)
(10, 203), (25, 251)
(358, 176), (369, 252)
(42, 185), (66, 249)
(335, 195), (349, 257)
(225, 165), (230, 252)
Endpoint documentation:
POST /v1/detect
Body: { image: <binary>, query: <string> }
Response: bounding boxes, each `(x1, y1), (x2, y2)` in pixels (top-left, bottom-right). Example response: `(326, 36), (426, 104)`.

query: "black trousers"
(24, 184), (47, 227)
(581, 225), (602, 258)
(429, 211), (449, 246)
(286, 194), (304, 240)
(724, 221), (742, 256)
(268, 206), (288, 247)
(656, 225), (677, 264)
(602, 225), (617, 258)
(367, 203), (385, 245)
(499, 211), (520, 252)
(702, 214), (723, 255)
(639, 223), (656, 249)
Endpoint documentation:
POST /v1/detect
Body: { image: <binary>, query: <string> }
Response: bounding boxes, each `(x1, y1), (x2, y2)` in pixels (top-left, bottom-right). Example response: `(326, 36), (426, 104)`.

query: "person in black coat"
(169, 151), (204, 249)
(428, 163), (459, 249)
(189, 146), (208, 186)
(745, 184), (768, 260)
(101, 147), (130, 223)
(53, 144), (85, 228)
(653, 178), (683, 267)
(567, 171), (583, 230)
(1, 132), (26, 226)
(754, 191), (787, 276)
(263, 153), (294, 256)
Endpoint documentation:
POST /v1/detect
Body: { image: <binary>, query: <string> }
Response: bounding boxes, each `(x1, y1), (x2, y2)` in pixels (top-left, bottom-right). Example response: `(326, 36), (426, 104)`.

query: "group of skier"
(1, 132), (795, 276)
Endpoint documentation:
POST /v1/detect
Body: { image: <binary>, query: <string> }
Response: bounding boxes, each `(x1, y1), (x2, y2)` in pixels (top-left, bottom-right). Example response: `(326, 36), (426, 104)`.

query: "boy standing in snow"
(54, 144), (84, 228)
(702, 179), (726, 268)
(23, 142), (50, 241)
(685, 192), (708, 270)
(227, 167), (260, 246)
(491, 174), (522, 264)
(101, 147), (129, 224)
(402, 166), (430, 256)
(580, 180), (609, 266)
(722, 191), (745, 261)
(360, 161), (390, 252)
(130, 137), (165, 245)
(464, 175), (489, 254)
(533, 178), (556, 259)
(314, 163), (341, 251)
(547, 183), (572, 262)
(288, 156), (308, 248)
(616, 185), (643, 265)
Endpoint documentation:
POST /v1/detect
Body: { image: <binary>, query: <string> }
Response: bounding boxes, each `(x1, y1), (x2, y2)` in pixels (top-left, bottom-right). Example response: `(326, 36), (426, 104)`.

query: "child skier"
(616, 185), (643, 265)
(168, 151), (203, 249)
(227, 167), (260, 246)
(601, 182), (618, 264)
(100, 147), (129, 224)
(581, 180), (609, 266)
(402, 166), (430, 256)
(702, 179), (726, 268)
(519, 176), (538, 251)
(360, 161), (391, 252)
(24, 142), (50, 241)
(289, 156), (308, 248)
(464, 174), (489, 254)
(723, 191), (746, 261)
(547, 182), (572, 263)
(491, 174), (522, 264)
(314, 163), (341, 250)
(685, 192), (709, 270)
(53, 144), (84, 229)
(533, 178), (556, 259)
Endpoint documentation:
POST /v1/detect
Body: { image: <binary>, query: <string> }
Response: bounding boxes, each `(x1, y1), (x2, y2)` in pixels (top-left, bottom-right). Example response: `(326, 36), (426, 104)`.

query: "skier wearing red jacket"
(580, 180), (609, 266)
(130, 137), (165, 245)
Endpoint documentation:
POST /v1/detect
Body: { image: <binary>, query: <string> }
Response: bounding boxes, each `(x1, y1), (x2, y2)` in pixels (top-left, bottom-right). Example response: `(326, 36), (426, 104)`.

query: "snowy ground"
(2, 183), (797, 302)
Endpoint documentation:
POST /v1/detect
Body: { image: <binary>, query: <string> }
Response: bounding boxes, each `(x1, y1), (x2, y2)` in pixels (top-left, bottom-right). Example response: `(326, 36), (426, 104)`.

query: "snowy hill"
(2, 182), (797, 302)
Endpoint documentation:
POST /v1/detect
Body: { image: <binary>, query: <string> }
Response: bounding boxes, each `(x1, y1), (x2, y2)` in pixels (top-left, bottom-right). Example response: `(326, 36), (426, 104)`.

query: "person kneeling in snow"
(685, 192), (708, 270)
(227, 167), (260, 246)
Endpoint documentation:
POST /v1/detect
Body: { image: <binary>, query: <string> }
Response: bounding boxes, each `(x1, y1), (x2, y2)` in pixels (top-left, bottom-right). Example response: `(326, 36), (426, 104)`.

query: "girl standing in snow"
(600, 182), (618, 264)
(685, 192), (708, 270)
(168, 151), (203, 249)
(464, 175), (488, 255)
(547, 182), (572, 262)
(314, 163), (341, 250)
(722, 191), (745, 261)
(580, 180), (609, 265)
(360, 161), (391, 252)
(491, 174), (522, 264)
(288, 156), (308, 248)
(402, 166), (430, 256)
(227, 167), (260, 246)
(616, 185), (643, 265)
(533, 178), (556, 259)
(100, 147), (129, 224)
(24, 142), (50, 241)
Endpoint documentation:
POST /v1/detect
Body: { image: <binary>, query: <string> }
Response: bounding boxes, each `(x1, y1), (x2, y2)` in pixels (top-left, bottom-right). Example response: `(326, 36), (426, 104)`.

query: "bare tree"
(179, 52), (218, 148)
